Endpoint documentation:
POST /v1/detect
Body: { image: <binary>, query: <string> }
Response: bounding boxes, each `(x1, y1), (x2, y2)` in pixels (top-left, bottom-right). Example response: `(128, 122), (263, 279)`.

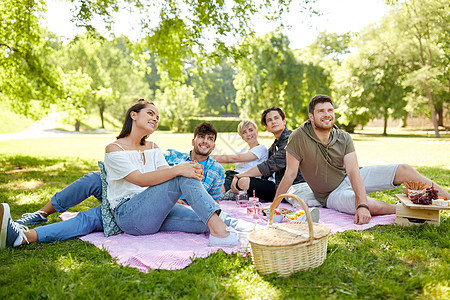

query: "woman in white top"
(212, 120), (268, 191)
(1, 99), (239, 248)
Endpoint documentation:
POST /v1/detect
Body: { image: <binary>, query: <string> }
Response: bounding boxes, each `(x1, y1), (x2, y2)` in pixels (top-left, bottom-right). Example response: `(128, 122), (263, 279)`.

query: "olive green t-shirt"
(285, 121), (355, 206)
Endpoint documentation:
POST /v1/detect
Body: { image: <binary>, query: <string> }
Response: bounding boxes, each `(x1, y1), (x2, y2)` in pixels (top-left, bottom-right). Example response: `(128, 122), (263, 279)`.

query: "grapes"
(410, 186), (439, 205)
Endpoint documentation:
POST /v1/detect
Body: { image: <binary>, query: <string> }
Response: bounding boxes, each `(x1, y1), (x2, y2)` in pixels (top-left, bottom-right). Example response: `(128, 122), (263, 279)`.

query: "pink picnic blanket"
(60, 201), (395, 272)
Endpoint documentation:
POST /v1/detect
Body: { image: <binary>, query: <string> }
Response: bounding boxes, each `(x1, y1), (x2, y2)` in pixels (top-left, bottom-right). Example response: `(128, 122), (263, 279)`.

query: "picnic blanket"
(60, 201), (395, 272)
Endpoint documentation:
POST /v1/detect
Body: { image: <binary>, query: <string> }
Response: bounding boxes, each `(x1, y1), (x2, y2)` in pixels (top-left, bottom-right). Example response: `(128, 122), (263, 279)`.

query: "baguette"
(403, 180), (427, 191)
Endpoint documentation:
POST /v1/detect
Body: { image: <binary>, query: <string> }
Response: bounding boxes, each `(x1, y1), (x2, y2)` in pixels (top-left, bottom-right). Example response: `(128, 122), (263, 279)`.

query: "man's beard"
(194, 148), (211, 156)
(312, 118), (334, 131)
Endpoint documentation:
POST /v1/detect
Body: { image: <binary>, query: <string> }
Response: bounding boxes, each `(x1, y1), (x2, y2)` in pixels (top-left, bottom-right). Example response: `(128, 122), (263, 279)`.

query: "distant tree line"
(0, 0), (448, 136)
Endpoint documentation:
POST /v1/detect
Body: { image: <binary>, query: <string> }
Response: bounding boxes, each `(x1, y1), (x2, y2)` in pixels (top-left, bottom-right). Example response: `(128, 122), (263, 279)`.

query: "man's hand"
(176, 161), (204, 181)
(177, 199), (188, 205)
(354, 207), (371, 225)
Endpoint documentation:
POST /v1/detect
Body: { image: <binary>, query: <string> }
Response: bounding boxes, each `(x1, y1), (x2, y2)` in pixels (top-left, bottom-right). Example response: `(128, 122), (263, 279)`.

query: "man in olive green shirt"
(275, 94), (450, 225)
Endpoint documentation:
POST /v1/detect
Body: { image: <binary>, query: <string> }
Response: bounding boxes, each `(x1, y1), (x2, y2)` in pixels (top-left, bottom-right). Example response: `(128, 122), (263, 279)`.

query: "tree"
(66, 0), (318, 79)
(379, 0), (449, 137)
(55, 33), (149, 129)
(59, 70), (92, 131)
(156, 81), (198, 132)
(310, 31), (352, 62)
(2, 0), (319, 120)
(333, 24), (408, 136)
(234, 32), (330, 129)
(190, 59), (238, 115)
(0, 0), (62, 118)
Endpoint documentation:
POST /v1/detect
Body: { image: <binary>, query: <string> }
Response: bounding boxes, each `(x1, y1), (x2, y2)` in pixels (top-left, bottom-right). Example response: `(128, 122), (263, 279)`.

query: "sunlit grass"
(0, 130), (449, 299)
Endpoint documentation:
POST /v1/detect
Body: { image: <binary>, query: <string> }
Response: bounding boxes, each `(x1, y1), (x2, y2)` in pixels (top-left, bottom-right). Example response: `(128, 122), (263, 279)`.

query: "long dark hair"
(116, 99), (155, 145)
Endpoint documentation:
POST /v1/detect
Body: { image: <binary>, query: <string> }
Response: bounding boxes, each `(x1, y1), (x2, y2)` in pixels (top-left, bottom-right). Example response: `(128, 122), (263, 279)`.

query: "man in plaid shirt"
(164, 122), (225, 202)
(15, 123), (225, 225)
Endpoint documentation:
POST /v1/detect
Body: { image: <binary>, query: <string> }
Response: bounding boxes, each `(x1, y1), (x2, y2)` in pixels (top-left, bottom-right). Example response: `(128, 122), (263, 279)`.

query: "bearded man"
(275, 94), (450, 225)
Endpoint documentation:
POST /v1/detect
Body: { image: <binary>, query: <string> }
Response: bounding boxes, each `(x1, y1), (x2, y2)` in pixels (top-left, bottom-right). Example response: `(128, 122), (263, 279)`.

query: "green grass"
(0, 103), (34, 133)
(0, 132), (449, 299)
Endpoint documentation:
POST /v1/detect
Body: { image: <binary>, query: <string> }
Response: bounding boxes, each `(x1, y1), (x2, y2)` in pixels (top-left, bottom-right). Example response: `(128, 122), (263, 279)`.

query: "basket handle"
(268, 193), (314, 242)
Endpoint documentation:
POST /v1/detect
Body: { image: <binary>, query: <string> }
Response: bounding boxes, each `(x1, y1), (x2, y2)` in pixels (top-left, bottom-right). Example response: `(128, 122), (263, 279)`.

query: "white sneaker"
(209, 227), (239, 247)
(296, 207), (320, 223)
(219, 211), (263, 232)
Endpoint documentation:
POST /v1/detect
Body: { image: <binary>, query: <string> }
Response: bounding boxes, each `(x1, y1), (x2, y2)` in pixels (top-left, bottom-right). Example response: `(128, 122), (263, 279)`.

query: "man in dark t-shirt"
(230, 106), (311, 202)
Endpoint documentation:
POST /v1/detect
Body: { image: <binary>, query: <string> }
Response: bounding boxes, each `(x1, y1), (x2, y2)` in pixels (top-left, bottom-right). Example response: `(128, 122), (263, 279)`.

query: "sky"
(43, 0), (392, 49)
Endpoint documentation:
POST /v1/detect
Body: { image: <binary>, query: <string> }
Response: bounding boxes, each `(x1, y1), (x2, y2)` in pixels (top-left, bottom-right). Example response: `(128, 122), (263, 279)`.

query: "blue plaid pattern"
(164, 149), (225, 200)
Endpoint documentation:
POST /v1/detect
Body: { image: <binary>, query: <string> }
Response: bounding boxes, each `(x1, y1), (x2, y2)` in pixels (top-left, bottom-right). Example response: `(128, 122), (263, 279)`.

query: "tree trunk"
(383, 113), (388, 136)
(436, 106), (443, 127)
(75, 120), (81, 132)
(401, 114), (408, 128)
(99, 101), (105, 128)
(425, 86), (440, 138)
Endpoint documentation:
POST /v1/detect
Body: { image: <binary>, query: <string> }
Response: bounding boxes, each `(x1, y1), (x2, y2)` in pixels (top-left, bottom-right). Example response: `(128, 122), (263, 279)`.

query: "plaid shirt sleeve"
(203, 158), (225, 201)
(164, 149), (189, 166)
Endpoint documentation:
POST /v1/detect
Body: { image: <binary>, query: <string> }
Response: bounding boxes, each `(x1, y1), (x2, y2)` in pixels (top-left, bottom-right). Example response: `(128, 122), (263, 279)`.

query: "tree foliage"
(234, 32), (330, 129)
(1, 0), (318, 125)
(54, 33), (149, 130)
(333, 25), (408, 135)
(333, 0), (448, 136)
(66, 0), (318, 79)
(190, 59), (238, 115)
(156, 81), (198, 132)
(0, 0), (62, 118)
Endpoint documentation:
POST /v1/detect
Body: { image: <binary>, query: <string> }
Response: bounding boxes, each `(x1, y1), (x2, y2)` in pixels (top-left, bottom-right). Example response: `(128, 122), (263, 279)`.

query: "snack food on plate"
(286, 209), (305, 220)
(410, 186), (439, 205)
(262, 207), (291, 216)
(403, 180), (427, 191)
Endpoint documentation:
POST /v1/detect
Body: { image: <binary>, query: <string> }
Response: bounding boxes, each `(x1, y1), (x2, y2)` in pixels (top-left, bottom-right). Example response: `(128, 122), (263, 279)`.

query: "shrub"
(187, 117), (242, 133)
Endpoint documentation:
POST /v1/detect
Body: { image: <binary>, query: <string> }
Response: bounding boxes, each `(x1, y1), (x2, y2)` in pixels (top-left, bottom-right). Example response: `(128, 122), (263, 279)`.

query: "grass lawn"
(0, 131), (449, 299)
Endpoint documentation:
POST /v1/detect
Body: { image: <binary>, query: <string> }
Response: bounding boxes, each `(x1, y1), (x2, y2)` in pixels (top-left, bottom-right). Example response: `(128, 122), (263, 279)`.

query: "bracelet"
(356, 204), (370, 211)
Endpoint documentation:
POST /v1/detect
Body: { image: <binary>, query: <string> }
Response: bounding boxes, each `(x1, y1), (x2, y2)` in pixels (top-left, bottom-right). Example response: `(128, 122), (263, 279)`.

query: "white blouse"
(234, 144), (269, 173)
(104, 148), (168, 209)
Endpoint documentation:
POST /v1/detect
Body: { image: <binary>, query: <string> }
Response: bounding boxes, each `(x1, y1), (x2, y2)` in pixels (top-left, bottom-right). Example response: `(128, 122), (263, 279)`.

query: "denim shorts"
(326, 164), (400, 214)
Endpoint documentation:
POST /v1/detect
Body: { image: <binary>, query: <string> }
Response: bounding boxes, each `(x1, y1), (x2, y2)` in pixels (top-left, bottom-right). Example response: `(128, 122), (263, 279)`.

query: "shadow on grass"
(0, 154), (98, 217)
(0, 154), (449, 299)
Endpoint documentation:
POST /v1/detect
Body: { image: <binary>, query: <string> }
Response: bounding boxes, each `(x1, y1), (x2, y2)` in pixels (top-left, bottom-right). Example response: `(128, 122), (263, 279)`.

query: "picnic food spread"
(403, 181), (447, 206)
(262, 207), (290, 216)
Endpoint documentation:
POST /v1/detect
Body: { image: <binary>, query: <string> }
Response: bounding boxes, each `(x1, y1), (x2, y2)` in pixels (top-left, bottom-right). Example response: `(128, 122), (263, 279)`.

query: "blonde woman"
(212, 120), (268, 198)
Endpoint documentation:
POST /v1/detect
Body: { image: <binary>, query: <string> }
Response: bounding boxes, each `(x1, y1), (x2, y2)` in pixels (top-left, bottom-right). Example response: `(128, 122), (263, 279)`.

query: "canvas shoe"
(15, 210), (48, 226)
(295, 207), (320, 223)
(209, 227), (239, 247)
(1, 203), (30, 248)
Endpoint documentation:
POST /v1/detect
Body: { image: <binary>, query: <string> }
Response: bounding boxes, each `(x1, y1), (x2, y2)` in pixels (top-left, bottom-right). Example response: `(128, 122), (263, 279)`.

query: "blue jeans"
(51, 171), (103, 212)
(114, 176), (220, 235)
(35, 176), (220, 242)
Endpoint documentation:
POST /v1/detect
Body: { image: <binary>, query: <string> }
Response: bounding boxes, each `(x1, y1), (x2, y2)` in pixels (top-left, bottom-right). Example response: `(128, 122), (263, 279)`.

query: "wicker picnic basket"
(248, 194), (330, 277)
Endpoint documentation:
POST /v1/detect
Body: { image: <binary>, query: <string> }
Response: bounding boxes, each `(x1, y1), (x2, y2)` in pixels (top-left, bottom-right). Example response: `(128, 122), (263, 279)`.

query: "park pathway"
(0, 112), (86, 141)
